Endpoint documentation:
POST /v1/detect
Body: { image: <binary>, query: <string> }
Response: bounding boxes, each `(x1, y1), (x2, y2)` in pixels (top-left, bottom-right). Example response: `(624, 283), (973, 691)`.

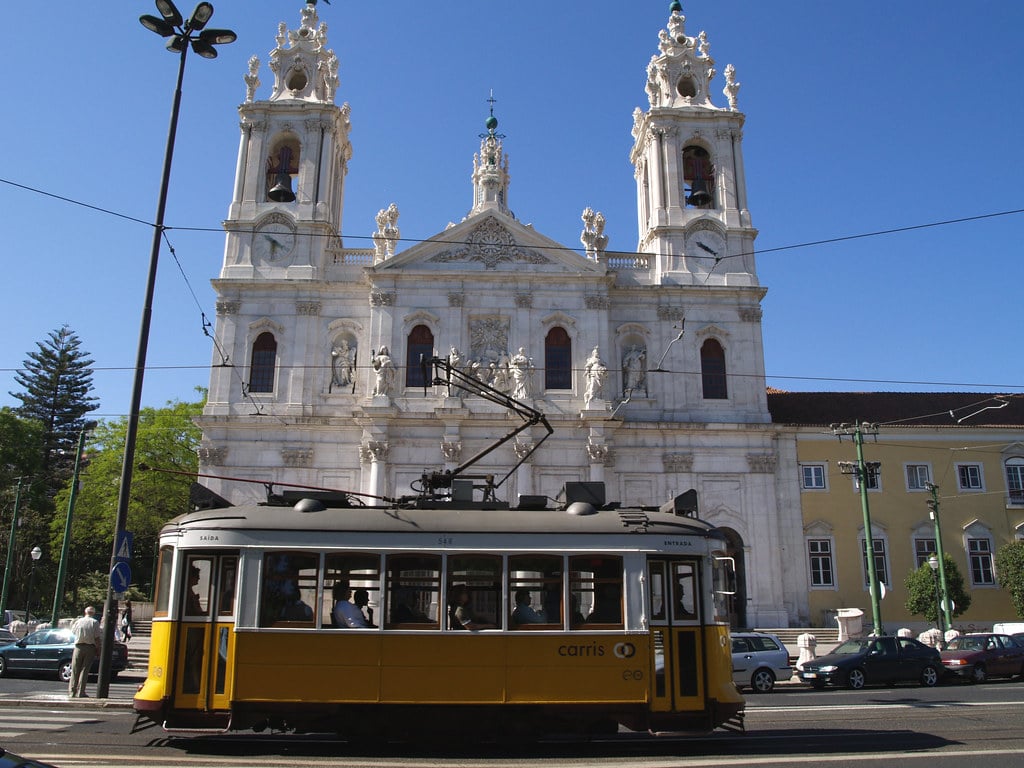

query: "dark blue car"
(799, 636), (941, 690)
(0, 627), (128, 682)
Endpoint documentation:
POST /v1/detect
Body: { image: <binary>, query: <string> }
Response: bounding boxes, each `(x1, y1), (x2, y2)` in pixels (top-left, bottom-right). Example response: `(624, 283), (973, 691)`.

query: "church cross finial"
(481, 89), (504, 139)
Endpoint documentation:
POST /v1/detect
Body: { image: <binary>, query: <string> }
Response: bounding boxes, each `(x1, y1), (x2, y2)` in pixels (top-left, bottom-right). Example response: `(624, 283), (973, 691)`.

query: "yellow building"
(770, 392), (1024, 634)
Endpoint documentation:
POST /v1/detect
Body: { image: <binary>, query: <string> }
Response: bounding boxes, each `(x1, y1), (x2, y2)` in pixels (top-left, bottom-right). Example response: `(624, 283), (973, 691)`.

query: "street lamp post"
(927, 554), (942, 632)
(24, 546), (42, 626)
(52, 421), (98, 628)
(834, 422), (884, 637)
(925, 483), (952, 633)
(96, 0), (235, 699)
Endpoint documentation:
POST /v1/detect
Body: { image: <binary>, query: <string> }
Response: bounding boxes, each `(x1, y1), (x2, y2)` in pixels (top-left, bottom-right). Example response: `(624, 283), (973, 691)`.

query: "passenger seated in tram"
(450, 585), (496, 631)
(332, 582), (369, 628)
(585, 584), (622, 624)
(511, 589), (544, 626)
(353, 588), (375, 626)
(390, 587), (430, 624)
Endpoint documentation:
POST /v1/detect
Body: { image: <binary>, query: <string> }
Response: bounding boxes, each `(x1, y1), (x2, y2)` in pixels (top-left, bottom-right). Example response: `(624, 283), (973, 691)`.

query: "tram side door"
(174, 553), (239, 712)
(647, 558), (704, 714)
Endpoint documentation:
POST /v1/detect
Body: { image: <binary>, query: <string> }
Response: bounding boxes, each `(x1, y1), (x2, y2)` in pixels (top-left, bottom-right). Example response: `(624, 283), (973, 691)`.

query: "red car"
(940, 633), (1024, 683)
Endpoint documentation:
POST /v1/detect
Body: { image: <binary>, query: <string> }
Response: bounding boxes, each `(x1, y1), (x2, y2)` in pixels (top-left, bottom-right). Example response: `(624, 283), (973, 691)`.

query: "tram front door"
(647, 557), (704, 714)
(174, 552), (238, 713)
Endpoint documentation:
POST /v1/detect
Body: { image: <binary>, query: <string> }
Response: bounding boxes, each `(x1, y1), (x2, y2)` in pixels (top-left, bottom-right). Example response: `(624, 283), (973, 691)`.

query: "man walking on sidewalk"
(69, 606), (100, 698)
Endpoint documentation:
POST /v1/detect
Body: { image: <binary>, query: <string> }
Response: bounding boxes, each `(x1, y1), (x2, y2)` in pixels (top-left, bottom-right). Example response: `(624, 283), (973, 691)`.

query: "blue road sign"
(115, 531), (133, 562)
(111, 561), (132, 593)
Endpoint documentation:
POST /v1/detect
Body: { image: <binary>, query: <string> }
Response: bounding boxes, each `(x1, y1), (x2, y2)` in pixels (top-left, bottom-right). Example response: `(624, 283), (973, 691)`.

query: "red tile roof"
(766, 392), (1024, 427)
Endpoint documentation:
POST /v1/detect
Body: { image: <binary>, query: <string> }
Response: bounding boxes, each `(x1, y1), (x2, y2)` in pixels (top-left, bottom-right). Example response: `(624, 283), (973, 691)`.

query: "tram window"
(570, 555), (623, 628)
(259, 552), (318, 627)
(184, 557), (214, 617)
(672, 562), (697, 621)
(649, 560), (667, 623)
(508, 554), (563, 628)
(154, 546), (173, 617)
(217, 557), (238, 617)
(323, 553), (380, 628)
(385, 554), (440, 628)
(447, 555), (500, 631)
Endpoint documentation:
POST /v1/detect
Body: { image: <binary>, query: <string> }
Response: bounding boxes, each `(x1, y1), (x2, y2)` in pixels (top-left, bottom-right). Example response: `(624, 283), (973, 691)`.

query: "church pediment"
(372, 212), (602, 274)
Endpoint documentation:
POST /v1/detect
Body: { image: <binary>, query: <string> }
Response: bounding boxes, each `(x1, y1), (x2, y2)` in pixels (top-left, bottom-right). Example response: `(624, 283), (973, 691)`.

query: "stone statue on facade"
(509, 347), (534, 400)
(330, 339), (355, 392)
(583, 346), (608, 405)
(623, 345), (647, 396)
(371, 346), (395, 397)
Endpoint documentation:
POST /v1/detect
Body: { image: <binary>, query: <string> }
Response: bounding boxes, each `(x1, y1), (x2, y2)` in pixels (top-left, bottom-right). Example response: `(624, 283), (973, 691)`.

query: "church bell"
(267, 146), (297, 203)
(686, 178), (712, 207)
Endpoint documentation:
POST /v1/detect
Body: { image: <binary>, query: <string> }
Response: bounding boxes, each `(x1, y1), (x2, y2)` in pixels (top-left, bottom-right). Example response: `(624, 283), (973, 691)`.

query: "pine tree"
(9, 325), (98, 497)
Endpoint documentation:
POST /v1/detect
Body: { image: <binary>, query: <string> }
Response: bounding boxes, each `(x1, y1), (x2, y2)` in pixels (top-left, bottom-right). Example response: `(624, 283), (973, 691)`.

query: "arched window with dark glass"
(544, 327), (572, 390)
(405, 325), (434, 388)
(700, 339), (728, 399)
(683, 146), (715, 209)
(249, 332), (277, 393)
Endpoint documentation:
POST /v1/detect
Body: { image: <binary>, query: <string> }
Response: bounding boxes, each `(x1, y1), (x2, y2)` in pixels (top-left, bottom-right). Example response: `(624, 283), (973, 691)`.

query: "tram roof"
(165, 501), (726, 540)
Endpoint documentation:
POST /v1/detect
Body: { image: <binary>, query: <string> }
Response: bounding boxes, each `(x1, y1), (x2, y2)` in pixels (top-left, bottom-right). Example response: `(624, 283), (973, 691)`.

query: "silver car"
(732, 632), (792, 692)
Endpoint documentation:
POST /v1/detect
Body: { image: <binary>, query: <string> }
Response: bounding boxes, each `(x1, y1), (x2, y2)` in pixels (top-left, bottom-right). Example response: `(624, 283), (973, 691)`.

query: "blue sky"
(2, 1), (1022, 418)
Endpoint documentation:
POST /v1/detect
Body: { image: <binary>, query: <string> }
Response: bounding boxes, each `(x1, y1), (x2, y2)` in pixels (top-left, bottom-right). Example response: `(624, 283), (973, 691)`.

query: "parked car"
(0, 747), (58, 768)
(731, 632), (792, 692)
(798, 636), (941, 690)
(0, 628), (17, 645)
(940, 633), (1024, 683)
(0, 627), (128, 682)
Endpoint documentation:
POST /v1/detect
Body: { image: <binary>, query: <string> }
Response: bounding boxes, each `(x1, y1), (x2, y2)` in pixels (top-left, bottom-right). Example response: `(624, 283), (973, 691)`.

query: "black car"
(0, 748), (58, 767)
(798, 636), (941, 690)
(0, 627), (128, 683)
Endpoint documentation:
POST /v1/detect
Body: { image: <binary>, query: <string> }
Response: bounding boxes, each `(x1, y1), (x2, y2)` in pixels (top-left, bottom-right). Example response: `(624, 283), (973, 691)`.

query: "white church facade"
(196, 2), (810, 629)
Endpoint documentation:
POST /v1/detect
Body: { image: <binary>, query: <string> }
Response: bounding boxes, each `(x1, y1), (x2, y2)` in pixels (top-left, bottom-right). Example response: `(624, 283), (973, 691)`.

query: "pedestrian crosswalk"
(0, 708), (100, 738)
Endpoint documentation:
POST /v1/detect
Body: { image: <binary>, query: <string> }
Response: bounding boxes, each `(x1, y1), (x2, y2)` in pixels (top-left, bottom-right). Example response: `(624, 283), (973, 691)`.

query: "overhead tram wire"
(2, 174), (1022, 263)
(157, 228), (286, 422)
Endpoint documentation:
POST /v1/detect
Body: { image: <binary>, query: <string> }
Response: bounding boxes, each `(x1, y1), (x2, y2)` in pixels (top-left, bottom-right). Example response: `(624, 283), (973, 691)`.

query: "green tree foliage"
(904, 554), (971, 624)
(995, 540), (1024, 619)
(50, 394), (204, 609)
(8, 325), (98, 498)
(0, 408), (44, 490)
(0, 409), (48, 614)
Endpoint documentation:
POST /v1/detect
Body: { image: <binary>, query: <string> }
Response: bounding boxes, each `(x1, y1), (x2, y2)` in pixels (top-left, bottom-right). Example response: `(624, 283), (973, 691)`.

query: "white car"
(732, 632), (792, 693)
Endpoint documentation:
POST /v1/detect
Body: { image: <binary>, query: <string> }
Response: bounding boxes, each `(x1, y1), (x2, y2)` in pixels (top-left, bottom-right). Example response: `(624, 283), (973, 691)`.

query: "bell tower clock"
(629, 2), (758, 286)
(220, 1), (352, 280)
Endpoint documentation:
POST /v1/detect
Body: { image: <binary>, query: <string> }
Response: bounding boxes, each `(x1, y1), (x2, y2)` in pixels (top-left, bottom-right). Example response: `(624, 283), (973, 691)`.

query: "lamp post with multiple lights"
(96, 0), (235, 699)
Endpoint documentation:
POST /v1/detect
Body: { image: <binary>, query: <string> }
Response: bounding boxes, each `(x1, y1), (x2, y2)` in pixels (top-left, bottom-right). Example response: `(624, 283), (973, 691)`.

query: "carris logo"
(613, 642), (636, 659)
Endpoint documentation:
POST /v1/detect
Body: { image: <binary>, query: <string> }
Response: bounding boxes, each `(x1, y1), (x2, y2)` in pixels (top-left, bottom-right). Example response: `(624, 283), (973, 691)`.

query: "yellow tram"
(134, 484), (744, 738)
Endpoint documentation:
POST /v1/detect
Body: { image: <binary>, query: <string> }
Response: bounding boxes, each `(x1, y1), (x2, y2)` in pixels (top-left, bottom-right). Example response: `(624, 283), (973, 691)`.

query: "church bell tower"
(220, 1), (352, 281)
(630, 2), (758, 286)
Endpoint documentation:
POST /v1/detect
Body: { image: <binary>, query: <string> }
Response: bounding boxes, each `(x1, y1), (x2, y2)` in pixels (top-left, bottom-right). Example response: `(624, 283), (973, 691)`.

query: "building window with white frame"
(861, 537), (889, 586)
(967, 538), (995, 585)
(914, 537), (937, 568)
(905, 464), (930, 491)
(956, 463), (984, 491)
(801, 464), (827, 490)
(1005, 458), (1024, 505)
(807, 539), (835, 587)
(854, 463), (881, 492)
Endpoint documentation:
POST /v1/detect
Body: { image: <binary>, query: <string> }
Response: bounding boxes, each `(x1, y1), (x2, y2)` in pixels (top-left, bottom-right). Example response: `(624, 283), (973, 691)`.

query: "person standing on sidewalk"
(69, 606), (100, 698)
